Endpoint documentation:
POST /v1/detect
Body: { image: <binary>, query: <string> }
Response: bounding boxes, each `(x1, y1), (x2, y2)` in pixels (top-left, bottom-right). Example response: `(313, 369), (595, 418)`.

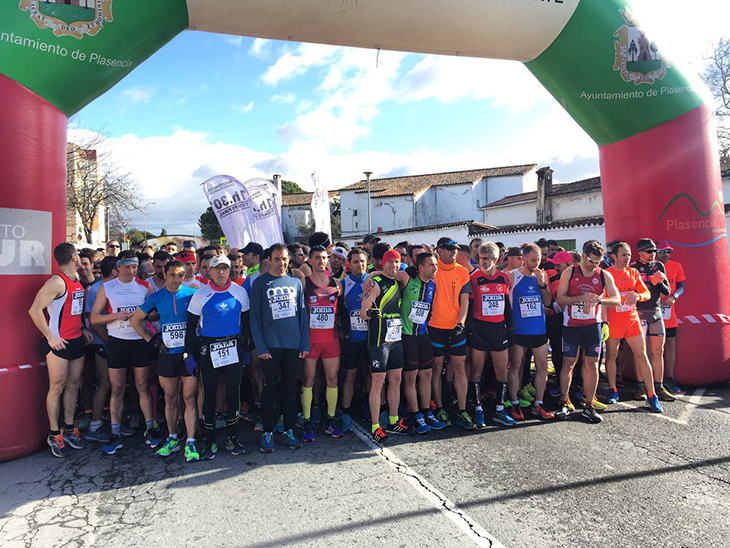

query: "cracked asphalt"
(1, 383), (729, 547)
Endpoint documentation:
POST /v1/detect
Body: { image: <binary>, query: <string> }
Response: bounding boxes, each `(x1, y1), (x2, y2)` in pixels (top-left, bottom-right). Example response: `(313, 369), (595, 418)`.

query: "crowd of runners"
(29, 231), (687, 460)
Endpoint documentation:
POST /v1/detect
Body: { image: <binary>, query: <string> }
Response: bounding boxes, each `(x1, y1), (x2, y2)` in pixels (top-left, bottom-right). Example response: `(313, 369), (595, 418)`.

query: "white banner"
(242, 178), (285, 248)
(201, 175), (256, 248)
(311, 171), (332, 238)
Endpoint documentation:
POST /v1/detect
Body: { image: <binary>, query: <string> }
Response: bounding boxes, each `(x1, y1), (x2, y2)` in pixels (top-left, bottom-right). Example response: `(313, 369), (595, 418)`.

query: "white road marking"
(351, 422), (505, 548)
(615, 388), (705, 425)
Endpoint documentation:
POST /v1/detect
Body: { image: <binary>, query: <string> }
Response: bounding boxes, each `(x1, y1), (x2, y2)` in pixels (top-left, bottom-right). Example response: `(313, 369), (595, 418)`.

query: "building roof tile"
(482, 176), (602, 208)
(281, 191), (339, 207)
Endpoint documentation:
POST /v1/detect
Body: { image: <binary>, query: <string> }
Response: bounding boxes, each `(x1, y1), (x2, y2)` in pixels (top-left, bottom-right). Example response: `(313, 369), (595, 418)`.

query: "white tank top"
(104, 278), (149, 340)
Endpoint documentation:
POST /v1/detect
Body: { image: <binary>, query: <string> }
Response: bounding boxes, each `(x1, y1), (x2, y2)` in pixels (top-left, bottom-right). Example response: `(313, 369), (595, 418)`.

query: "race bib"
(350, 310), (367, 332)
(71, 290), (84, 316)
(571, 302), (597, 320)
(519, 296), (541, 318)
(481, 294), (505, 317)
(615, 292), (636, 313)
(162, 322), (186, 349)
(270, 293), (296, 320)
(385, 317), (402, 343)
(310, 306), (335, 329)
(116, 306), (138, 331)
(408, 301), (431, 324)
(209, 339), (238, 368)
(661, 303), (672, 320)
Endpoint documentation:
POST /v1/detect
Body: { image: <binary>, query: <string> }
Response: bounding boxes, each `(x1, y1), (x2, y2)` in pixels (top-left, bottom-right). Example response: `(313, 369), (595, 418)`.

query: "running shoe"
(296, 412), (305, 429)
(581, 405), (603, 424)
(664, 377), (683, 395)
(555, 402), (572, 421)
(303, 422), (315, 443)
(548, 386), (562, 398)
(386, 418), (409, 436)
(606, 388), (619, 404)
(85, 427), (111, 443)
(581, 397), (607, 412)
(120, 423), (135, 437)
(200, 442), (217, 460)
(100, 436), (123, 455)
(425, 411), (447, 430)
(658, 386), (677, 402)
(372, 426), (387, 444)
(435, 408), (452, 427)
(635, 384), (648, 401)
(254, 421), (264, 433)
(48, 432), (69, 458)
(325, 420), (344, 438)
(156, 436), (180, 457)
(77, 414), (91, 431)
(518, 398), (532, 408)
(260, 432), (274, 453)
(281, 429), (302, 449)
(492, 409), (516, 427)
(215, 412), (226, 429)
(648, 394), (664, 413)
(414, 413), (431, 435)
(474, 409), (486, 428)
(455, 411), (477, 430)
(547, 364), (556, 375)
(185, 441), (200, 462)
(524, 383), (537, 397)
(225, 435), (246, 455)
(311, 406), (321, 425)
(275, 415), (284, 433)
(510, 406), (525, 421)
(341, 414), (354, 433)
(242, 405), (261, 422)
(63, 428), (86, 450)
(565, 398), (576, 412)
(128, 413), (141, 430)
(532, 404), (555, 420)
(575, 387), (585, 402)
(144, 429), (164, 449)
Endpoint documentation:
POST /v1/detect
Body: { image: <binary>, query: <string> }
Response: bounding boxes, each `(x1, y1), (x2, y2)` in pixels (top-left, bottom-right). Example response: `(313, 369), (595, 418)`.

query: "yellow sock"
(325, 387), (338, 419)
(389, 415), (399, 425)
(371, 423), (380, 434)
(301, 386), (313, 421)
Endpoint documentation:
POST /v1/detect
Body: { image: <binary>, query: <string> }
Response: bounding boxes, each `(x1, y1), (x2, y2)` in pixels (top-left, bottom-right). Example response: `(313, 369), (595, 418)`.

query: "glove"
(184, 354), (198, 376)
(453, 323), (465, 338)
(148, 332), (167, 354)
(601, 323), (610, 342)
(367, 308), (381, 321)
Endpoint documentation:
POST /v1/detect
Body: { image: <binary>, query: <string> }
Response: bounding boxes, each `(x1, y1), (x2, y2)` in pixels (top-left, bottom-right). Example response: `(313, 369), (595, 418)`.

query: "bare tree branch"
(702, 38), (730, 165)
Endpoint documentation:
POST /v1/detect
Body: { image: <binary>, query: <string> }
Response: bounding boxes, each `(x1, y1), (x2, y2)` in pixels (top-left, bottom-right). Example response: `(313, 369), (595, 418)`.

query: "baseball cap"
(436, 237), (458, 250)
(457, 244), (471, 254)
(332, 246), (348, 260)
(506, 247), (522, 257)
(551, 251), (573, 264)
(209, 255), (231, 269)
(177, 251), (197, 264)
(656, 240), (674, 252)
(183, 240), (195, 248)
(241, 242), (264, 258)
(636, 238), (657, 253)
(358, 234), (381, 245)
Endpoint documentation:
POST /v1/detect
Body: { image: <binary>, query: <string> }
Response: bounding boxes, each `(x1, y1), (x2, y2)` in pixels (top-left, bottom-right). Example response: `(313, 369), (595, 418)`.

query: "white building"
(339, 165), (538, 238)
(281, 191), (340, 242)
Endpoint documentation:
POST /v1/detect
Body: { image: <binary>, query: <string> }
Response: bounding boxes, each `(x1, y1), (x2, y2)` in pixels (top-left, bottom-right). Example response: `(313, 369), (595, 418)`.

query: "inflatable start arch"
(1, 0), (728, 460)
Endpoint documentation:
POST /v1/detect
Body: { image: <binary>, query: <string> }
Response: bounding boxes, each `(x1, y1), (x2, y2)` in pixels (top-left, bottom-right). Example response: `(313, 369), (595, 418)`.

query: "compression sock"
(325, 386), (338, 419)
(471, 380), (482, 409)
(300, 386), (313, 421)
(496, 381), (508, 411)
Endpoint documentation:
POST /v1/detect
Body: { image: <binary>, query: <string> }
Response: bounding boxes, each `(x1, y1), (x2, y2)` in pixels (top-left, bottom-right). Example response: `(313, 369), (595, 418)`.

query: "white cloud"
(119, 85), (158, 105)
(224, 36), (243, 48)
(261, 43), (340, 86)
(249, 38), (272, 59)
(231, 101), (254, 114)
(270, 92), (296, 104)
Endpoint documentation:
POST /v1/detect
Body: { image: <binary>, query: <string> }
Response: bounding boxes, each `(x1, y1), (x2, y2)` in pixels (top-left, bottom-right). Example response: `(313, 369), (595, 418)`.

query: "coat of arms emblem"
(613, 8), (670, 85)
(19, 0), (113, 40)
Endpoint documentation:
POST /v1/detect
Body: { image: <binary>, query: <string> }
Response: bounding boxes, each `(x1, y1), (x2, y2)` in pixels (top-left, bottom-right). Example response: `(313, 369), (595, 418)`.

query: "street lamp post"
(142, 202), (156, 247)
(364, 171), (373, 234)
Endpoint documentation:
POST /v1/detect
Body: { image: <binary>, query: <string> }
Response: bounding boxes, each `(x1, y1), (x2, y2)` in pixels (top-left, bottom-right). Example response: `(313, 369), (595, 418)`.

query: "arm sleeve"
(298, 280), (310, 353)
(658, 265), (671, 296)
(240, 310), (251, 351)
(185, 312), (200, 356)
(636, 275), (651, 301)
(249, 280), (269, 356)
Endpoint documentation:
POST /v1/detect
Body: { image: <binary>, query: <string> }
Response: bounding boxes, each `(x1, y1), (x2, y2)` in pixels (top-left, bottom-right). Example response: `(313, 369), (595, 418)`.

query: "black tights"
(200, 354), (242, 438)
(261, 348), (299, 432)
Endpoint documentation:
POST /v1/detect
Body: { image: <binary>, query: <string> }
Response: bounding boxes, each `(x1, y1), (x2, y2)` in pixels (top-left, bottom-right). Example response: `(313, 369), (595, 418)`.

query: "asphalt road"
(1, 382), (729, 548)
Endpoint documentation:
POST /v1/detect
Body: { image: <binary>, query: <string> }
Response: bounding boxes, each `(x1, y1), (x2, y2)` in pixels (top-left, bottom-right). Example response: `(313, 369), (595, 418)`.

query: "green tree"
(126, 228), (155, 247)
(281, 180), (306, 194)
(198, 207), (224, 241)
(330, 196), (341, 239)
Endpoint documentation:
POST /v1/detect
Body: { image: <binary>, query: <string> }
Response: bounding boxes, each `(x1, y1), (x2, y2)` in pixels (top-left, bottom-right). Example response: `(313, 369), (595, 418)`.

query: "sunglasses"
(657, 250), (672, 254)
(585, 256), (602, 265)
(108, 244), (120, 249)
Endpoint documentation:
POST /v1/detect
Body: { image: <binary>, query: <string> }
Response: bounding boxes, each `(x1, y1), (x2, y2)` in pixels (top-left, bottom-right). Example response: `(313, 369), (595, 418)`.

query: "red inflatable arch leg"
(0, 74), (68, 462)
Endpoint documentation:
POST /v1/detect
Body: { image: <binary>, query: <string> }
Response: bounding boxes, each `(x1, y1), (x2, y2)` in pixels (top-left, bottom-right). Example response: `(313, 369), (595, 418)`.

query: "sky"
(69, 0), (729, 236)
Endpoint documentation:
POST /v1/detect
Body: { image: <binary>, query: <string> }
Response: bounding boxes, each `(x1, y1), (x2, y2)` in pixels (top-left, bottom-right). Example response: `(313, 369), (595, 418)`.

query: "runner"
(503, 247), (523, 272)
(469, 242), (518, 427)
(78, 250), (98, 289)
(83, 256), (117, 443)
(329, 246), (348, 281)
(457, 244), (476, 273)
(298, 245), (344, 442)
(656, 240), (686, 395)
(185, 255), (250, 459)
(429, 237), (475, 430)
(555, 240), (621, 423)
(250, 244), (309, 453)
(631, 238), (676, 402)
(469, 238), (483, 266)
(195, 253), (214, 286)
(90, 251), (162, 454)
(361, 249), (409, 443)
(228, 252), (245, 285)
(177, 251), (201, 289)
(544, 251), (572, 397)
(241, 242), (264, 284)
(28, 243), (93, 457)
(165, 242), (178, 255)
(339, 248), (370, 432)
(358, 234), (381, 270)
(131, 260), (201, 461)
(287, 243), (307, 272)
(149, 250), (172, 293)
(506, 244), (555, 422)
(400, 252), (447, 433)
(604, 242), (663, 412)
(106, 240), (121, 257)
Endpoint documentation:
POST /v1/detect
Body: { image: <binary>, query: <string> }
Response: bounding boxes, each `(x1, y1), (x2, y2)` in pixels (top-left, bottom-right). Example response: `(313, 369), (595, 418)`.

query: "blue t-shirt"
(140, 285), (197, 354)
(188, 281), (250, 338)
(85, 279), (105, 346)
(342, 274), (368, 343)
